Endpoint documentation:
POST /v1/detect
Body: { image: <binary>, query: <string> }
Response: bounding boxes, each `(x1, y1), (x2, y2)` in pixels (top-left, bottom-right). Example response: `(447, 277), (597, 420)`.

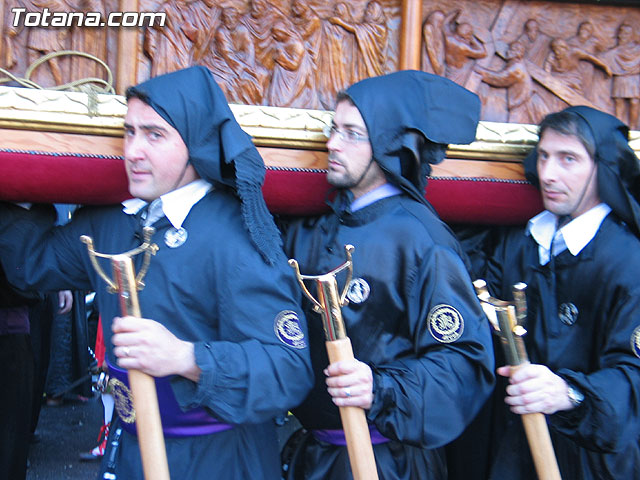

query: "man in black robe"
(0, 66), (312, 479)
(452, 106), (640, 479)
(281, 70), (495, 479)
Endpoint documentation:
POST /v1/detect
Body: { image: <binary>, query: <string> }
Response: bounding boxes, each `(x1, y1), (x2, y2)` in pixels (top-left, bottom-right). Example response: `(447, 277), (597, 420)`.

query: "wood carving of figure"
(2, 0), (23, 70)
(69, 0), (107, 84)
(422, 9), (445, 76)
(565, 21), (606, 98)
(205, 6), (238, 99)
(205, 6), (266, 104)
(267, 20), (315, 108)
(330, 0), (387, 83)
(144, 0), (196, 76)
(544, 38), (612, 94)
(602, 23), (640, 129)
(188, 0), (220, 67)
(443, 10), (487, 85)
(475, 41), (549, 124)
(291, 0), (321, 64)
(514, 18), (552, 67)
(566, 21), (603, 55)
(26, 0), (70, 86)
(291, 0), (321, 108)
(246, 0), (286, 72)
(318, 2), (354, 109)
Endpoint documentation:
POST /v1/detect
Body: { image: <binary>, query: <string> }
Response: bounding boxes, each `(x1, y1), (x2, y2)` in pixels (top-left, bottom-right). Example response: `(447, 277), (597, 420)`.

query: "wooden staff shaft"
(326, 337), (379, 480)
(113, 255), (170, 480)
(510, 364), (562, 480)
(522, 412), (562, 480)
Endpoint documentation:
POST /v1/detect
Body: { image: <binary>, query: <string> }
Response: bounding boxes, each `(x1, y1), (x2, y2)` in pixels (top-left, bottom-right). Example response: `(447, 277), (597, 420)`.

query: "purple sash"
(312, 425), (390, 445)
(107, 360), (233, 438)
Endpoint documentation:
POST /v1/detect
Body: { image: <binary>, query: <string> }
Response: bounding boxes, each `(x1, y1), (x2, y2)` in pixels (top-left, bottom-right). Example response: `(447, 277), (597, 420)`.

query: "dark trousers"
(0, 334), (35, 480)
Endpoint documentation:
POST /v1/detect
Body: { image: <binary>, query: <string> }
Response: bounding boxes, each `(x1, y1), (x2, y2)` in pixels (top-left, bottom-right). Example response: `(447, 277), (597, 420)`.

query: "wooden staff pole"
(319, 277), (379, 480)
(500, 306), (561, 480)
(474, 280), (562, 480)
(326, 337), (378, 479)
(520, 402), (563, 480)
(112, 255), (170, 480)
(289, 247), (379, 480)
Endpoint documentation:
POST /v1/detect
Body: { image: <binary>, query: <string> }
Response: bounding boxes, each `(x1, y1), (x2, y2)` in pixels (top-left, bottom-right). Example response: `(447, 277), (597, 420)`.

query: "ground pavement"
(27, 396), (102, 480)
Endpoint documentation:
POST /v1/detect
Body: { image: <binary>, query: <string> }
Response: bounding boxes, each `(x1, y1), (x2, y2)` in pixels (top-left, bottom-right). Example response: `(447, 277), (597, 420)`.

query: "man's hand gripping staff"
(81, 228), (169, 480)
(474, 279), (561, 480)
(289, 245), (379, 480)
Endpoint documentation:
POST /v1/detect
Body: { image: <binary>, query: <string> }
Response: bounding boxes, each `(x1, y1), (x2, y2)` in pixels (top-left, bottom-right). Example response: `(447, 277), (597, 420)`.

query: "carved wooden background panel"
(135, 0), (402, 110)
(422, 1), (640, 129)
(0, 0), (121, 90)
(1, 0), (638, 128)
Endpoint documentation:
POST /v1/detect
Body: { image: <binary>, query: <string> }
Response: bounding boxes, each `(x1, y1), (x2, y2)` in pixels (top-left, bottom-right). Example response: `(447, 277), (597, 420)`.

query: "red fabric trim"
(0, 151), (130, 204)
(0, 151), (542, 224)
(426, 178), (543, 225)
(263, 169), (333, 216)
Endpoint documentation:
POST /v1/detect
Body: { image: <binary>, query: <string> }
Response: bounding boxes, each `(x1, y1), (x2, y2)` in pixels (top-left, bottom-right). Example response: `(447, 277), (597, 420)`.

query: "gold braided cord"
(0, 50), (114, 94)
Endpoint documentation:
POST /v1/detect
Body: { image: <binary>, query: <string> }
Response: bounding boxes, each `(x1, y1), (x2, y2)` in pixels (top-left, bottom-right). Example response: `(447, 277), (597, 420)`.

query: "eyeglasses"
(322, 125), (369, 144)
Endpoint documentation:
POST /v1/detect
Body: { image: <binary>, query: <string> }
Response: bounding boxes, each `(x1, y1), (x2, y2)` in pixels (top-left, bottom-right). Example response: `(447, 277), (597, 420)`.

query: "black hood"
(344, 70), (481, 205)
(524, 105), (640, 238)
(126, 66), (282, 264)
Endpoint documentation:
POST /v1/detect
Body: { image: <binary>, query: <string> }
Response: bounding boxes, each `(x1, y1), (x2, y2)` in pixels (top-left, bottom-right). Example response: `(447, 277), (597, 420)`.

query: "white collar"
(122, 179), (213, 228)
(527, 203), (611, 265)
(350, 183), (402, 212)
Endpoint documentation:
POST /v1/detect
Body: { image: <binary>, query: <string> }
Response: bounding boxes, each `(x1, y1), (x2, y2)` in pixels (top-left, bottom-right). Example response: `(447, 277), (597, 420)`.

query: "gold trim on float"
(0, 86), (127, 136)
(0, 86), (638, 160)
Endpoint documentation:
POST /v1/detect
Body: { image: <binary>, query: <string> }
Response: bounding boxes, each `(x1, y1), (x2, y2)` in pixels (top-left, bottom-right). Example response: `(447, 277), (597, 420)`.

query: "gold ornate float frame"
(0, 86), (638, 166)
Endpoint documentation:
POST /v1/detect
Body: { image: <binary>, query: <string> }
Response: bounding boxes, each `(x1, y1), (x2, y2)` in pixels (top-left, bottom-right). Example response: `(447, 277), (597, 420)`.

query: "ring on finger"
(123, 347), (130, 357)
(344, 387), (351, 397)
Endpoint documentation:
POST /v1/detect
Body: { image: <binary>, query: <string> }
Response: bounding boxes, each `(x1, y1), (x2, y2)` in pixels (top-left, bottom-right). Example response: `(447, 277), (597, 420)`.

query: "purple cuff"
(107, 360), (233, 438)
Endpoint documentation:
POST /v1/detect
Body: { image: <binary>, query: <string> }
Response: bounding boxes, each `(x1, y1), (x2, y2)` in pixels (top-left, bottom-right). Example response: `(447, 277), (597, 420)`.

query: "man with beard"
(280, 70), (495, 479)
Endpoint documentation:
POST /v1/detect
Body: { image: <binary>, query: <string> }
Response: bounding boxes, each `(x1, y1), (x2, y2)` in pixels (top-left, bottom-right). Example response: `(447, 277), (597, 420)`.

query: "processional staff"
(81, 227), (170, 480)
(474, 279), (562, 480)
(289, 245), (379, 480)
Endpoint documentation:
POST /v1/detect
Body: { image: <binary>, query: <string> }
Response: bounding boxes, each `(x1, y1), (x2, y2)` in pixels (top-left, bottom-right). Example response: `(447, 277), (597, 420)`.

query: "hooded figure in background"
(449, 105), (640, 480)
(0, 66), (313, 479)
(281, 70), (495, 480)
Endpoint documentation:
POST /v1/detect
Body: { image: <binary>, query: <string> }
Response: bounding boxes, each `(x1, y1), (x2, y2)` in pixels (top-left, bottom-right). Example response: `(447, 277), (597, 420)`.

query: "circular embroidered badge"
(164, 227), (188, 248)
(631, 326), (640, 359)
(559, 302), (579, 326)
(346, 278), (370, 304)
(274, 310), (307, 349)
(109, 378), (136, 424)
(428, 304), (464, 343)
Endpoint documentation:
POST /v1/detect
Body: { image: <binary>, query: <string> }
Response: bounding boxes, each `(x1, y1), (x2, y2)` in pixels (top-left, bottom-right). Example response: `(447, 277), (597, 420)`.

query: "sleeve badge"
(274, 310), (307, 349)
(632, 326), (640, 359)
(428, 304), (464, 343)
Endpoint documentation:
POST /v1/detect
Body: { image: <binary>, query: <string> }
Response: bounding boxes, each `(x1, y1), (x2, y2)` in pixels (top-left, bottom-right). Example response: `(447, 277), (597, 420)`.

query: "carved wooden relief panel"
(419, 1), (640, 129)
(0, 0), (120, 91)
(1, 0), (639, 128)
(136, 0), (401, 110)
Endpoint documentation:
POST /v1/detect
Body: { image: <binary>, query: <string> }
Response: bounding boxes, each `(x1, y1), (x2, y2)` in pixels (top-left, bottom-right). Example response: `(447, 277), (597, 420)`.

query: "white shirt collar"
(350, 183), (402, 212)
(527, 203), (611, 265)
(122, 179), (213, 228)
